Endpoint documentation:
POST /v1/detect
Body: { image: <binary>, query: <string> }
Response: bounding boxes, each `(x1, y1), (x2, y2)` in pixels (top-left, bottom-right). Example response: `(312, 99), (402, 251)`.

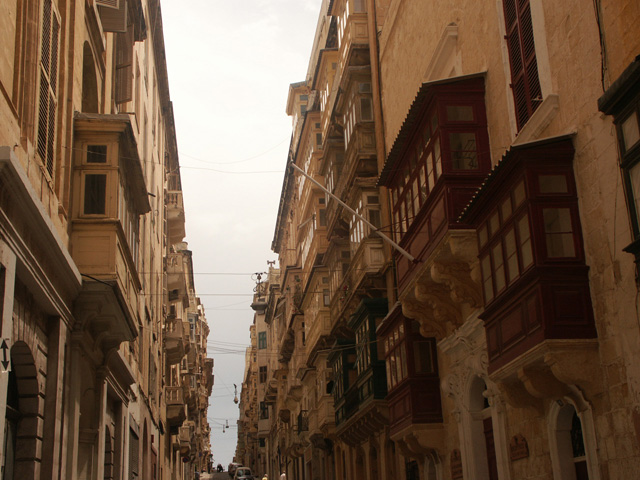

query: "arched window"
(551, 403), (593, 480)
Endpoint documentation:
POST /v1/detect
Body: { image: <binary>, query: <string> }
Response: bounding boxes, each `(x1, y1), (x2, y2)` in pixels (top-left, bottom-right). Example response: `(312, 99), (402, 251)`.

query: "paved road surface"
(201, 471), (232, 480)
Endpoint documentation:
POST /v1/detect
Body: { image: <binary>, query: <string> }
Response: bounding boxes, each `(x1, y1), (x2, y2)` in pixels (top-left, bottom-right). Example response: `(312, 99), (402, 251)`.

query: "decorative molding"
(423, 24), (460, 82)
(431, 261), (482, 309)
(509, 434), (529, 461)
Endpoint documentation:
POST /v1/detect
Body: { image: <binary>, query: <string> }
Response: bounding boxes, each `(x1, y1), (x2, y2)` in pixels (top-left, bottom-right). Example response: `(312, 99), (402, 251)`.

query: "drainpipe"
(366, 0), (399, 304)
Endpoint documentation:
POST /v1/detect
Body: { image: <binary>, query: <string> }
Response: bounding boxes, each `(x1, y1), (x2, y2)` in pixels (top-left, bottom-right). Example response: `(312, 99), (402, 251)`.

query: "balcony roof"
(378, 72), (486, 186)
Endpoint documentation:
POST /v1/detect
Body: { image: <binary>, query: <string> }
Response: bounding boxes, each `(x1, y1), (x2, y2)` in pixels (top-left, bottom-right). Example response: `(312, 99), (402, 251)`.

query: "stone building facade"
(236, 0), (640, 479)
(0, 1), (213, 478)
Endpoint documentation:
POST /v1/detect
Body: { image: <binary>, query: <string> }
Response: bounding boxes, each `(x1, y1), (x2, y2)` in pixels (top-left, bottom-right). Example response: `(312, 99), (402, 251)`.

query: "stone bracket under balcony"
(394, 425), (445, 464)
(336, 399), (388, 447)
(73, 280), (137, 354)
(400, 230), (481, 340)
(490, 339), (603, 411)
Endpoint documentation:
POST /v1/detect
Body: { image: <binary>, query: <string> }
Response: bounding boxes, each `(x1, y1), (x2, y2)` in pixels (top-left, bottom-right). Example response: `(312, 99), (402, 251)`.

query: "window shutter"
(129, 430), (139, 478)
(98, 0), (127, 33)
(503, 0), (542, 130)
(115, 28), (133, 103)
(95, 0), (119, 8)
(37, 0), (59, 178)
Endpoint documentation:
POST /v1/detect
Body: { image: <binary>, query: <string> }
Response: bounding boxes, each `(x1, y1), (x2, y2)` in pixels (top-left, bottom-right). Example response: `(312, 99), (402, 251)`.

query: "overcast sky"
(161, 0), (321, 467)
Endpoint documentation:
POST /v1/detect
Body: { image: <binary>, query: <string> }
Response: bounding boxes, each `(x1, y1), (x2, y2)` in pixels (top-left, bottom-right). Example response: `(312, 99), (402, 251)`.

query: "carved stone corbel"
(430, 261), (482, 311)
(415, 280), (462, 328)
(401, 296), (447, 340)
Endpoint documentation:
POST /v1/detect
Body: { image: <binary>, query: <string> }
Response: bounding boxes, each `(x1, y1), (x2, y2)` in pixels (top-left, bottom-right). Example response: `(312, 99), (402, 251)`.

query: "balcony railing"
(297, 410), (309, 434)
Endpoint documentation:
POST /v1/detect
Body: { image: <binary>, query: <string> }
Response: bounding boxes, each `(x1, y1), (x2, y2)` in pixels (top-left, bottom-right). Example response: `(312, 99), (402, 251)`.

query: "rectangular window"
(259, 366), (267, 383)
(87, 145), (108, 163)
(258, 332), (267, 349)
(37, 0), (60, 178)
(84, 174), (107, 215)
(115, 27), (134, 103)
(543, 208), (576, 257)
(503, 0), (542, 130)
(449, 132), (478, 170)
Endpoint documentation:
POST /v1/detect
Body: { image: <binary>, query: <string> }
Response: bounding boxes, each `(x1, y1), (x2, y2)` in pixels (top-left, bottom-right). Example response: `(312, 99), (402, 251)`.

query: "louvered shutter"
(503, 0), (542, 130)
(96, 0), (119, 8)
(37, 0), (59, 178)
(129, 429), (139, 479)
(98, 0), (127, 33)
(115, 27), (134, 103)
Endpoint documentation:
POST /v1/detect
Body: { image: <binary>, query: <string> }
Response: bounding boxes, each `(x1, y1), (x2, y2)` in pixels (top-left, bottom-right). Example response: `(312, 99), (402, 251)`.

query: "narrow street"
(200, 472), (231, 480)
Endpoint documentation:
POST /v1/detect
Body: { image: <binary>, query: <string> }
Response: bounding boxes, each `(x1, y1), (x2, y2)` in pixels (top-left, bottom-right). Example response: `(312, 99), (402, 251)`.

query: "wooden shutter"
(98, 0), (127, 33)
(37, 0), (59, 178)
(503, 0), (542, 130)
(96, 0), (119, 8)
(115, 27), (133, 103)
(129, 429), (139, 478)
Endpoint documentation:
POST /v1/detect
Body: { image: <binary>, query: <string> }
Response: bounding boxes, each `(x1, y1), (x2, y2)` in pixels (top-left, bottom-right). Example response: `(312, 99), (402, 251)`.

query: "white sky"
(161, 0), (321, 468)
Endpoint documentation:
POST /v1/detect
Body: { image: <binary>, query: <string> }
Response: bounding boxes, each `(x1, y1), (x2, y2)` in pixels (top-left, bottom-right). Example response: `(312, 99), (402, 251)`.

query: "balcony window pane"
(419, 166), (427, 203)
(518, 214), (533, 268)
(628, 163), (640, 226)
(449, 133), (478, 170)
(434, 138), (442, 177)
(501, 197), (513, 221)
(489, 212), (500, 236)
(399, 343), (408, 381)
(414, 340), (435, 374)
(539, 175), (568, 193)
(426, 152), (435, 191)
(622, 112), (640, 152)
(478, 224), (488, 247)
(412, 178), (420, 209)
(446, 105), (474, 122)
(481, 254), (494, 302)
(361, 97), (373, 121)
(504, 228), (519, 283)
(84, 174), (106, 214)
(87, 145), (107, 163)
(513, 180), (526, 207)
(493, 243), (506, 293)
(543, 208), (575, 257)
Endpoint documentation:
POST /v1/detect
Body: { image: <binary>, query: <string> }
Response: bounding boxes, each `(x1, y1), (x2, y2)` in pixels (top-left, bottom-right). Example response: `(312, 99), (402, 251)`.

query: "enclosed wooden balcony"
(166, 251), (187, 293)
(164, 316), (187, 365)
(166, 386), (186, 428)
(166, 173), (186, 245)
(71, 113), (150, 352)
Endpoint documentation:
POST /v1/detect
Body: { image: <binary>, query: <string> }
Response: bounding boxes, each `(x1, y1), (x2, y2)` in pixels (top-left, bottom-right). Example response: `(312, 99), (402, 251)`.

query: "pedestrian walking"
(280, 473), (286, 480)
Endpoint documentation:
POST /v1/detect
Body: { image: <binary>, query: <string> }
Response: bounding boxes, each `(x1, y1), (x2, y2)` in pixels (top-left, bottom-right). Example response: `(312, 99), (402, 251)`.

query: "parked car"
(228, 462), (241, 477)
(233, 467), (253, 480)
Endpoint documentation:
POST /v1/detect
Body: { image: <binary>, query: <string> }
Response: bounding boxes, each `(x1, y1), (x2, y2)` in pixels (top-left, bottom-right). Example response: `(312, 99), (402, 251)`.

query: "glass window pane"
(493, 243), (506, 292)
(518, 214), (534, 268)
(84, 174), (107, 214)
(478, 224), (488, 247)
(446, 105), (474, 122)
(426, 152), (435, 191)
(489, 212), (500, 236)
(504, 228), (519, 283)
(539, 174), (568, 193)
(449, 133), (478, 170)
(87, 145), (107, 163)
(414, 340), (434, 374)
(513, 180), (526, 207)
(419, 166), (427, 203)
(434, 138), (442, 177)
(360, 97), (372, 121)
(481, 254), (494, 302)
(543, 208), (576, 257)
(622, 112), (640, 152)
(399, 344), (408, 381)
(501, 197), (513, 221)
(628, 163), (640, 227)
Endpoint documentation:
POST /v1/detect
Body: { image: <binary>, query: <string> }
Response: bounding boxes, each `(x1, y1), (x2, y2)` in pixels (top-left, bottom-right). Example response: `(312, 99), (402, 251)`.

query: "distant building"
(237, 0), (640, 479)
(0, 1), (212, 478)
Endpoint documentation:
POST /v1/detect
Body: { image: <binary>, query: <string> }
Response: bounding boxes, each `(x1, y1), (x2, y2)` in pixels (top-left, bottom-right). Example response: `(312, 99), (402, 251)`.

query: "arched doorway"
(552, 403), (591, 480)
(3, 342), (41, 480)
